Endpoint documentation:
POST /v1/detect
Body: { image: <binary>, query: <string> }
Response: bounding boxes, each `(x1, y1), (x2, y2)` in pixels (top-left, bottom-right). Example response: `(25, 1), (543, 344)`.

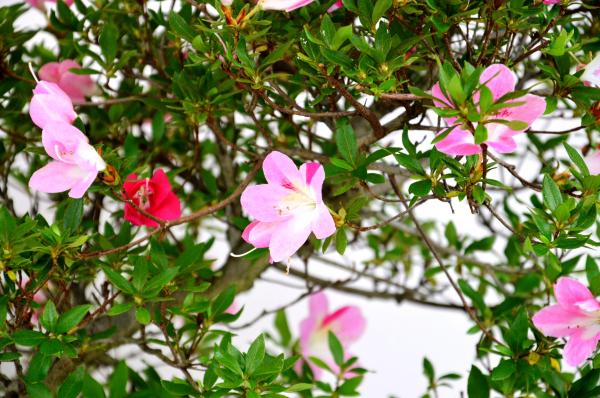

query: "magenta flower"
(29, 81), (77, 129)
(297, 292), (365, 379)
(532, 277), (600, 366)
(123, 169), (182, 228)
(431, 64), (546, 156)
(29, 122), (106, 198)
(327, 0), (343, 12)
(240, 151), (336, 263)
(39, 60), (97, 103)
(581, 54), (600, 87)
(543, 0), (561, 4)
(584, 147), (600, 175)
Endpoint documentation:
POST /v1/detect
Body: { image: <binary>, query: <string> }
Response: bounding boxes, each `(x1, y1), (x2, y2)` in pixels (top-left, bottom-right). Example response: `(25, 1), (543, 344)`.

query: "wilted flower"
(39, 60), (97, 103)
(431, 64), (546, 156)
(297, 292), (365, 379)
(123, 169), (182, 228)
(240, 151), (335, 263)
(532, 277), (600, 366)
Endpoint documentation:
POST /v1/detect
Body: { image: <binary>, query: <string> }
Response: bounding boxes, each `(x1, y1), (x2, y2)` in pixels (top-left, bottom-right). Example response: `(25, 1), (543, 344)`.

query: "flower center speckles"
(274, 179), (317, 216)
(54, 144), (75, 163)
(135, 179), (153, 209)
(495, 108), (512, 119)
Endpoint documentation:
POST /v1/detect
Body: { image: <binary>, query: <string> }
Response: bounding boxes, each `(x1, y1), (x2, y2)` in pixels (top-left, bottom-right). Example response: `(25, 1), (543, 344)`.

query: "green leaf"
(409, 179), (432, 196)
(109, 361), (128, 398)
(245, 334), (266, 375)
(564, 142), (590, 176)
(63, 199), (84, 233)
(491, 359), (516, 381)
(274, 310), (291, 347)
(372, 0), (392, 23)
(83, 374), (106, 398)
(152, 112), (165, 142)
(57, 366), (85, 398)
(99, 23), (118, 64)
(287, 383), (313, 392)
(336, 120), (358, 165)
(467, 365), (489, 398)
(56, 304), (92, 334)
(26, 383), (53, 398)
(211, 286), (236, 318)
(328, 331), (344, 367)
(107, 302), (133, 317)
(587, 256), (600, 296)
(40, 301), (58, 333)
(542, 174), (563, 212)
(474, 125), (487, 145)
(143, 267), (178, 296)
(102, 267), (134, 295)
(12, 330), (46, 346)
(478, 85), (493, 114)
(161, 378), (198, 395)
(335, 228), (347, 255)
(168, 12), (195, 42)
(135, 307), (151, 325)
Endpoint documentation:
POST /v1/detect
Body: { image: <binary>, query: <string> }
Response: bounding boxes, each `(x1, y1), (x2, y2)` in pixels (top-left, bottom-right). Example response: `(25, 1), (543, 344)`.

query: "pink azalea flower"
(240, 151), (336, 263)
(29, 81), (77, 129)
(19, 277), (46, 324)
(29, 122), (106, 198)
(327, 0), (343, 12)
(543, 0), (561, 4)
(123, 169), (182, 228)
(259, 0), (316, 11)
(431, 64), (546, 156)
(584, 147), (600, 175)
(39, 60), (97, 103)
(581, 54), (600, 87)
(532, 277), (600, 366)
(297, 292), (366, 379)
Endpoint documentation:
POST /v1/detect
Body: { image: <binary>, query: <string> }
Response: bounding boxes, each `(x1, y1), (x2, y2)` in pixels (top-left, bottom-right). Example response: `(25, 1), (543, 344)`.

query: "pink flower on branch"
(259, 0), (340, 11)
(29, 122), (106, 198)
(543, 0), (561, 4)
(26, 0), (73, 9)
(39, 60), (97, 103)
(123, 169), (182, 228)
(240, 151), (335, 263)
(581, 54), (600, 87)
(29, 81), (77, 129)
(431, 64), (546, 156)
(297, 292), (365, 379)
(584, 147), (600, 175)
(327, 0), (343, 12)
(532, 277), (600, 366)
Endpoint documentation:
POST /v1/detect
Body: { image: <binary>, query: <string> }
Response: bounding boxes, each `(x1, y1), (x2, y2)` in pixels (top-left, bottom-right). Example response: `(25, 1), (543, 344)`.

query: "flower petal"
(42, 121), (88, 160)
(29, 84), (77, 129)
(532, 304), (587, 337)
(68, 170), (98, 198)
(323, 305), (366, 345)
(243, 220), (278, 248)
(431, 82), (458, 126)
(39, 62), (61, 83)
(434, 127), (481, 156)
(555, 277), (598, 308)
(564, 330), (600, 367)
(150, 192), (181, 221)
(262, 151), (303, 187)
(29, 161), (86, 195)
(479, 64), (516, 101)
(268, 215), (312, 262)
(240, 184), (291, 221)
(584, 150), (600, 175)
(582, 54), (600, 87)
(300, 162), (325, 201)
(312, 204), (336, 239)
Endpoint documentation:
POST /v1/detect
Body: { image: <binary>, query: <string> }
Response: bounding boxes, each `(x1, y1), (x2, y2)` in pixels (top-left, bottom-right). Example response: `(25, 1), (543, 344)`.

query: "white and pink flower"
(533, 277), (600, 366)
(431, 64), (546, 156)
(297, 292), (365, 379)
(240, 151), (335, 263)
